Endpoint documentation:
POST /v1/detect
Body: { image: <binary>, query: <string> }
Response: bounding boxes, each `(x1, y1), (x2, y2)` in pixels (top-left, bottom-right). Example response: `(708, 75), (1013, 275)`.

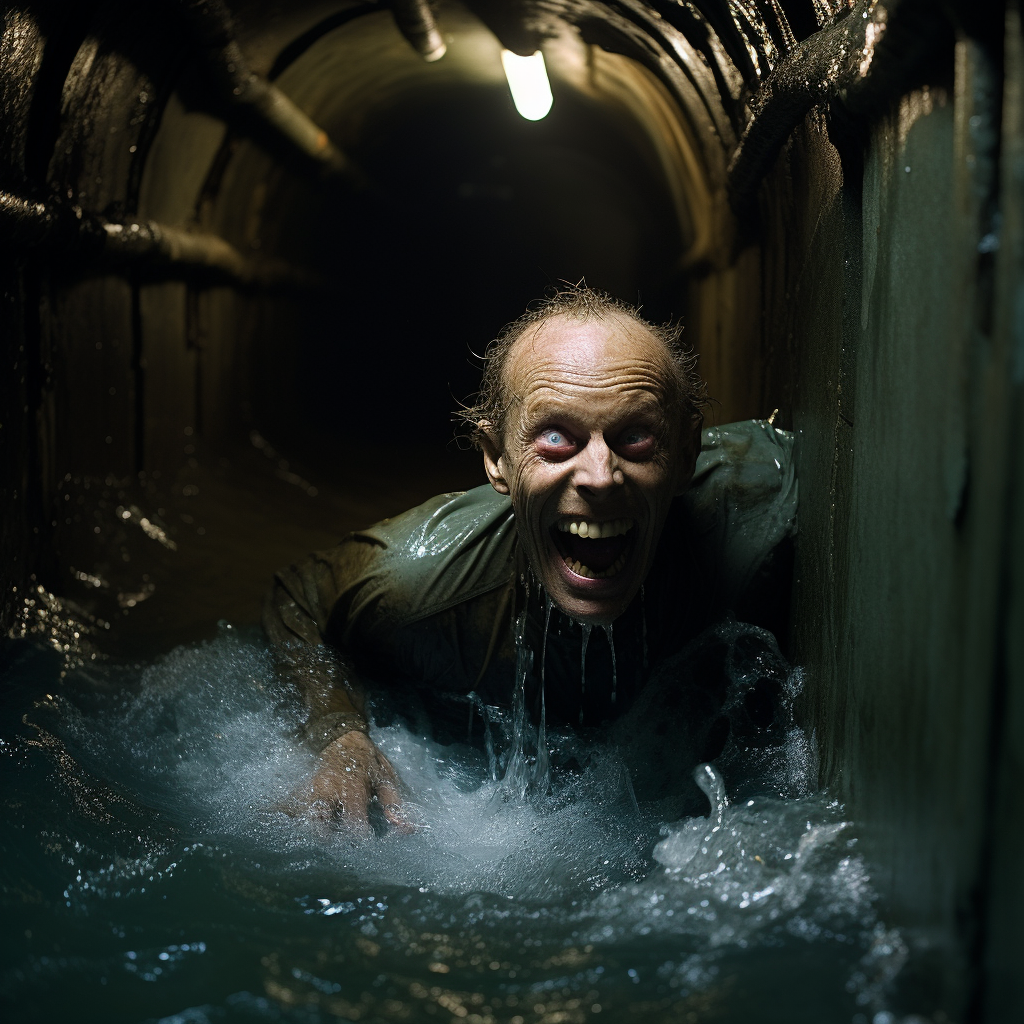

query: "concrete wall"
(778, 28), (1023, 1021)
(2, 3), (1021, 1018)
(978, 12), (1024, 1020)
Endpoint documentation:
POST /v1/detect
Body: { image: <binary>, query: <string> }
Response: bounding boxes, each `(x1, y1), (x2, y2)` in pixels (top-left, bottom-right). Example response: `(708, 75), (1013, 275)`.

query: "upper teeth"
(556, 518), (634, 540)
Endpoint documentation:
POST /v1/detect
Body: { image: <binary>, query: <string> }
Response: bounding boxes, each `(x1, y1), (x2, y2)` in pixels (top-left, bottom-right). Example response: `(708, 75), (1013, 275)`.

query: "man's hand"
(297, 731), (410, 832)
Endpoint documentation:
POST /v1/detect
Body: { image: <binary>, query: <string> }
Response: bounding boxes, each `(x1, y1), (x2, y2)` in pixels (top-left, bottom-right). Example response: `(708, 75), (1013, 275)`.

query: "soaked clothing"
(263, 420), (797, 754)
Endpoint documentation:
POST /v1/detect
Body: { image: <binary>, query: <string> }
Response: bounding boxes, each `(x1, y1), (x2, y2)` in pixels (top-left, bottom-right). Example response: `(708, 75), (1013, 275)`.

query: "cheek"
(508, 461), (562, 518)
(632, 467), (678, 514)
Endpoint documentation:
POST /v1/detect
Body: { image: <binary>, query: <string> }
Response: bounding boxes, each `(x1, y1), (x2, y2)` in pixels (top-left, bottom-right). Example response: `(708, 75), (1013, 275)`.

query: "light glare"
(500, 50), (553, 121)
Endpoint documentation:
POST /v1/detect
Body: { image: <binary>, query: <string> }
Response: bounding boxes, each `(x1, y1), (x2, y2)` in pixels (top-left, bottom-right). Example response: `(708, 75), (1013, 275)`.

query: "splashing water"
(0, 624), (933, 1023)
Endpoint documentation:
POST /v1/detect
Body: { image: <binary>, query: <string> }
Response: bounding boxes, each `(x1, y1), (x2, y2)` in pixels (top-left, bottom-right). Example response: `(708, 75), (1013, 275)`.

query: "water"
(1, 623), (927, 1023)
(578, 625), (591, 725)
(598, 625), (617, 707)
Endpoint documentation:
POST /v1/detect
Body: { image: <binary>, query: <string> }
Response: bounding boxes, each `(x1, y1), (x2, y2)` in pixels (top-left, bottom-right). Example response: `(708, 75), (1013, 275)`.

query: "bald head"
(457, 285), (705, 451)
(501, 312), (680, 443)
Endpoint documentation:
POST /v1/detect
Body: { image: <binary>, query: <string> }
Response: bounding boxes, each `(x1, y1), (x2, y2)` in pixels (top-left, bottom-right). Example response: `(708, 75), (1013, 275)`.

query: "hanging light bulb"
(500, 50), (553, 121)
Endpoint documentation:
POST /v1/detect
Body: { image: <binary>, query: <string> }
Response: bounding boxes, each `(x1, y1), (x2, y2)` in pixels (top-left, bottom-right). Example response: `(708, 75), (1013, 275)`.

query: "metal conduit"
(0, 190), (316, 290)
(726, 0), (952, 217)
(180, 0), (366, 186)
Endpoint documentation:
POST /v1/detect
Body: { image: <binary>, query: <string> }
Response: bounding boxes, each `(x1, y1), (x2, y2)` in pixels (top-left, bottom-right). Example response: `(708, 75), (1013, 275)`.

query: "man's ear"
(478, 422), (511, 495)
(673, 410), (704, 496)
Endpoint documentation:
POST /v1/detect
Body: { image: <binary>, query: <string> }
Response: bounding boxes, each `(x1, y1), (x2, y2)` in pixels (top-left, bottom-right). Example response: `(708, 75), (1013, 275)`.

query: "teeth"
(556, 518), (634, 538)
(563, 551), (628, 579)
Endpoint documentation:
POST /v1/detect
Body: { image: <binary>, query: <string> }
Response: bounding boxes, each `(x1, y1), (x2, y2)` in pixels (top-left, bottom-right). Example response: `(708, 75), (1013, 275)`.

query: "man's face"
(481, 314), (699, 625)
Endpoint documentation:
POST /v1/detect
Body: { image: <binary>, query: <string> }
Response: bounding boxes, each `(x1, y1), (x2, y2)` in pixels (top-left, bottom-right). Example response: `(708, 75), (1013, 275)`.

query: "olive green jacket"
(263, 420), (797, 745)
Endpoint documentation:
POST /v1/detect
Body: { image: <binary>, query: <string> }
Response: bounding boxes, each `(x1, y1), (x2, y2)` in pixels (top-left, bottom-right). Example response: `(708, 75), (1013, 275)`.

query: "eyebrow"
(524, 392), (666, 426)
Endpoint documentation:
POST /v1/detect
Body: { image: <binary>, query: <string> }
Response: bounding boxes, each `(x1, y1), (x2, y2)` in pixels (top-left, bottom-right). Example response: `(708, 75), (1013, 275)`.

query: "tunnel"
(1, 0), (1022, 1020)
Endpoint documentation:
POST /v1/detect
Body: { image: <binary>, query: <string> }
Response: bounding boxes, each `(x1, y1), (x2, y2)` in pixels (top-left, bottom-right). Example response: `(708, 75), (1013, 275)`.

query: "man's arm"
(262, 546), (408, 830)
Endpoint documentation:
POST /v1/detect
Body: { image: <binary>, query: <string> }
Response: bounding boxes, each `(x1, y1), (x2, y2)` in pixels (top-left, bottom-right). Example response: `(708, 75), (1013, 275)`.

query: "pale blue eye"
(544, 431), (564, 445)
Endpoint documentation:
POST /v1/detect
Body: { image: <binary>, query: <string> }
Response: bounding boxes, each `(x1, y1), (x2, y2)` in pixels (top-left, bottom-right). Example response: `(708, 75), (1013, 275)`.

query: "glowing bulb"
(500, 50), (553, 121)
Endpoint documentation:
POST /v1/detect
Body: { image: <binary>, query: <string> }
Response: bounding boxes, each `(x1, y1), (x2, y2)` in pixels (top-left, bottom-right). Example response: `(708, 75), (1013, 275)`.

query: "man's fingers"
(371, 751), (406, 799)
(374, 777), (401, 808)
(308, 798), (336, 824)
(373, 779), (409, 829)
(290, 733), (414, 835)
(375, 748), (401, 781)
(370, 754), (419, 832)
(298, 755), (373, 831)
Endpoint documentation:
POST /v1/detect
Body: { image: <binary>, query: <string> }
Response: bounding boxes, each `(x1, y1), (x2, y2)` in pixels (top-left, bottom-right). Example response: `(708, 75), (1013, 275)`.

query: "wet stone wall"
(782, 30), (1024, 1022)
(1, 2), (1023, 1020)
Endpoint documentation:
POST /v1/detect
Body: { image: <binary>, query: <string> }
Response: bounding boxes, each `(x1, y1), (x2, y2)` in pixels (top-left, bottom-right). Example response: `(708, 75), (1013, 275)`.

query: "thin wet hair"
(454, 284), (707, 449)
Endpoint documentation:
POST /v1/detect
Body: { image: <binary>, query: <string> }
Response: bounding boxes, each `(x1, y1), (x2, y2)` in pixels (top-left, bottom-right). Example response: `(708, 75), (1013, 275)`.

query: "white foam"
(39, 627), (914, 1018)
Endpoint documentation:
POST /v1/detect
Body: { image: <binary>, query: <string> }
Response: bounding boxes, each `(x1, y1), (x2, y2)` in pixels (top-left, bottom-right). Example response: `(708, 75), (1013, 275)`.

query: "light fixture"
(500, 50), (553, 121)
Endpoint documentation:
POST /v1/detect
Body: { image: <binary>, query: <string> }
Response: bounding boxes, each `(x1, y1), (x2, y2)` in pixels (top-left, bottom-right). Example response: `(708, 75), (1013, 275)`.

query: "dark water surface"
(0, 620), (935, 1024)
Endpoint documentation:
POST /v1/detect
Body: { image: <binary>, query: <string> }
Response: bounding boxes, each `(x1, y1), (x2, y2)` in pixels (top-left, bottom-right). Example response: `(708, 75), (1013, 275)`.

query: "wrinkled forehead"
(502, 312), (676, 398)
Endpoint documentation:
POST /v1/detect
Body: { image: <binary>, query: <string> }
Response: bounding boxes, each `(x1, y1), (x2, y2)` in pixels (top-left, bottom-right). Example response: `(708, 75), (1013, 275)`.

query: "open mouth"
(550, 518), (635, 580)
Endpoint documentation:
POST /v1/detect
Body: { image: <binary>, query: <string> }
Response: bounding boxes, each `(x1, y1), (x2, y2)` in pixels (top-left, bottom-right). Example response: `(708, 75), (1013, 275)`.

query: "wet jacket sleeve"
(262, 538), (382, 751)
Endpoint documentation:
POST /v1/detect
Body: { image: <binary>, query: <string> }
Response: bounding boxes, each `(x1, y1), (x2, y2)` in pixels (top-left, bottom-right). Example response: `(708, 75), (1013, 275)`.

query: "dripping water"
(467, 691), (499, 781)
(534, 597), (553, 792)
(602, 622), (617, 705)
(579, 622), (592, 725)
(641, 583), (648, 669)
(501, 613), (533, 800)
(499, 604), (551, 801)
(540, 598), (552, 682)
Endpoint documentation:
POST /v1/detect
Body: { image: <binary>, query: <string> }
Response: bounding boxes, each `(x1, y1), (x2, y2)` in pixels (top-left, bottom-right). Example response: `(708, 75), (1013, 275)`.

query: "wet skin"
(293, 731), (410, 833)
(480, 314), (700, 625)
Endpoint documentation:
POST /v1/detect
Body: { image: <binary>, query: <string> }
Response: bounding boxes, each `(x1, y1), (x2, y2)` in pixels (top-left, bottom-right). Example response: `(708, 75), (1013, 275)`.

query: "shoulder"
(358, 484), (512, 552)
(689, 419), (796, 515)
(679, 419), (798, 606)
(686, 419), (797, 529)
(348, 483), (516, 625)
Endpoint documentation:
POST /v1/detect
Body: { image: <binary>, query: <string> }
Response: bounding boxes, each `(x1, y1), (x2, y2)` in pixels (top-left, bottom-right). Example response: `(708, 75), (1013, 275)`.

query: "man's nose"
(573, 436), (623, 496)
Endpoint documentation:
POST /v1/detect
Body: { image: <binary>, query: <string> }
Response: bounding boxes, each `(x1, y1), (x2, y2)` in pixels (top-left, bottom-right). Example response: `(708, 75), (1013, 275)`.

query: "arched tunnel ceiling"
(0, 0), (958, 477)
(169, 1), (738, 453)
(4, 0), (940, 282)
(0, 0), (960, 636)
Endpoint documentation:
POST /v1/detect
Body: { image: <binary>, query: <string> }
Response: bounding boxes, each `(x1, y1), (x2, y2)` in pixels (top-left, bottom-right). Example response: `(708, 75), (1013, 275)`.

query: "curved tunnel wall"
(2, 2), (1022, 1019)
(135, 1), (755, 467)
(9, 0), (772, 491)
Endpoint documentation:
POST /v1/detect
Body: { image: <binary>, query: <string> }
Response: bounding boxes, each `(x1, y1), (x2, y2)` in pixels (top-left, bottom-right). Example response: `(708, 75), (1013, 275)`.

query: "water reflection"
(1, 626), (921, 1022)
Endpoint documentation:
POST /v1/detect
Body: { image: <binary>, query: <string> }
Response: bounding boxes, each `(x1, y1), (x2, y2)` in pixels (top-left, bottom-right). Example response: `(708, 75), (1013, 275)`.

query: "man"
(264, 287), (796, 828)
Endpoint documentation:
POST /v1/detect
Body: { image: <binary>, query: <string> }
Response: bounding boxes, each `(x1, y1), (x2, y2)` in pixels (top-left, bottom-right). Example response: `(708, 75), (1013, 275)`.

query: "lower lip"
(549, 535), (635, 593)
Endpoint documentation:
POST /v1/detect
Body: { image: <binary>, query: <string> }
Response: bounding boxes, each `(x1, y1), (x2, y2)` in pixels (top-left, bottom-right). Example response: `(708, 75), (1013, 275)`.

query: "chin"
(539, 536), (645, 625)
(547, 589), (629, 626)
